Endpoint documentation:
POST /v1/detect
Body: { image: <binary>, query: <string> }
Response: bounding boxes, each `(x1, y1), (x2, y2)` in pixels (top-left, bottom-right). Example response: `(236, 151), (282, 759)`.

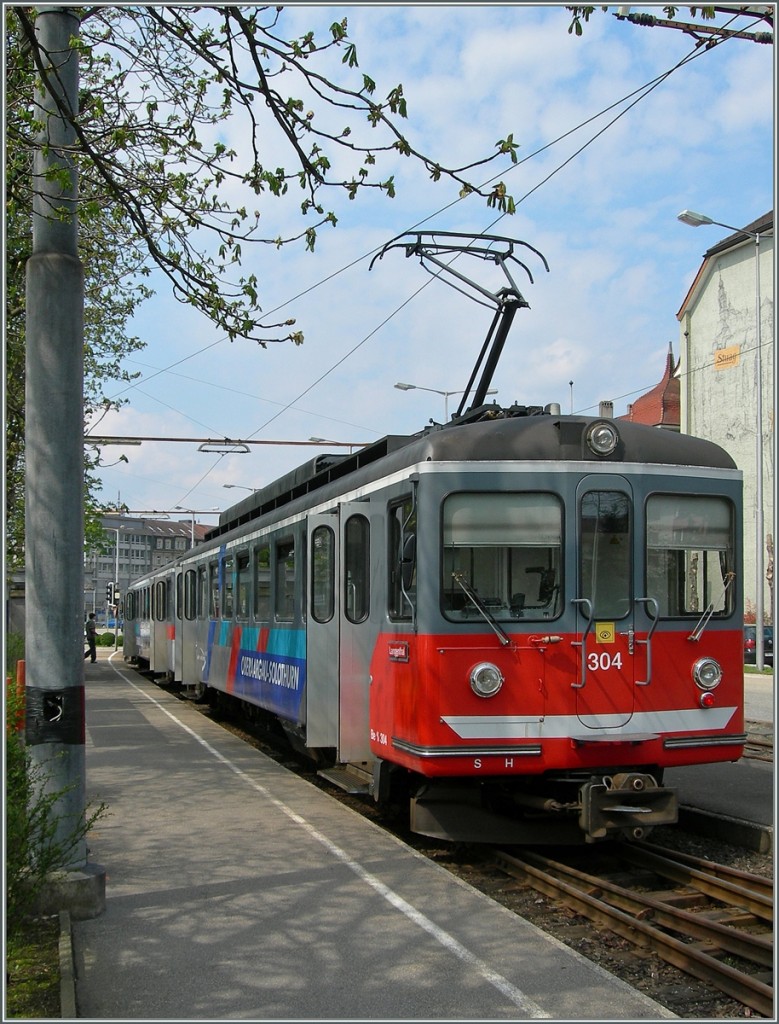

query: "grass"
(5, 915), (61, 1019)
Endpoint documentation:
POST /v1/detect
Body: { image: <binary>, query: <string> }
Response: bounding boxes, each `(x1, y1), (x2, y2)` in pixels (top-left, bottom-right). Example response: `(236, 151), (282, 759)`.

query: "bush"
(97, 631), (122, 647)
(7, 630), (25, 677)
(5, 633), (107, 936)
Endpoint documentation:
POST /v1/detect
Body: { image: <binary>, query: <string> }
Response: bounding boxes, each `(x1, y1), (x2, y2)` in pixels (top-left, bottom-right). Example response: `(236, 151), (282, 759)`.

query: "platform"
(72, 654), (675, 1020)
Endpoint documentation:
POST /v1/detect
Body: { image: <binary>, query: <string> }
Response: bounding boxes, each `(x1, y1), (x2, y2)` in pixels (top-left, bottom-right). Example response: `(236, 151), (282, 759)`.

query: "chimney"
(599, 400), (614, 418)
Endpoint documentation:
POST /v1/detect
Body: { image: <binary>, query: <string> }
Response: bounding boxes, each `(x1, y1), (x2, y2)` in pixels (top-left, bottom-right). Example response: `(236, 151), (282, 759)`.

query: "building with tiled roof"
(619, 344), (680, 430)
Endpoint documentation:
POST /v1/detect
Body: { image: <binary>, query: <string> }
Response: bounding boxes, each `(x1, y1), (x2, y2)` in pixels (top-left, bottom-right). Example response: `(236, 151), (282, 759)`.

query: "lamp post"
(678, 209), (765, 670)
(394, 382), (498, 421)
(174, 506), (219, 548)
(108, 525), (130, 651)
(223, 484), (254, 493)
(175, 506), (197, 546)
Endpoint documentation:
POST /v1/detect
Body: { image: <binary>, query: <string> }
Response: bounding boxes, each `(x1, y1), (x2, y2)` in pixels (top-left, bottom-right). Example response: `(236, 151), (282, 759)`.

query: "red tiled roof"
(619, 345), (680, 429)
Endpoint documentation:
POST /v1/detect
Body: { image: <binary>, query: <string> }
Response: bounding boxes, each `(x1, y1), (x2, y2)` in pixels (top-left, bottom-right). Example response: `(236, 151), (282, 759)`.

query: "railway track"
(492, 841), (773, 1017)
(745, 719), (774, 763)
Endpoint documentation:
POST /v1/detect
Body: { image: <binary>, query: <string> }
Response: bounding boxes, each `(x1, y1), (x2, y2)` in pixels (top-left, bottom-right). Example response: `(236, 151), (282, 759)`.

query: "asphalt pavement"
(743, 671), (774, 723)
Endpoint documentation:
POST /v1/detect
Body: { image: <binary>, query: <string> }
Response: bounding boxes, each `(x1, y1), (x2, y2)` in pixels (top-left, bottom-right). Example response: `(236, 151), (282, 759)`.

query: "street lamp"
(223, 484), (254, 493)
(394, 382), (498, 421)
(171, 507), (217, 548)
(678, 209), (765, 670)
(108, 525), (132, 651)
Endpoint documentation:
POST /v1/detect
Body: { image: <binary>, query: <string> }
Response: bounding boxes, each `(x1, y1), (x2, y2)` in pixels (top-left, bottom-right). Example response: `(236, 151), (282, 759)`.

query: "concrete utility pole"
(25, 6), (104, 916)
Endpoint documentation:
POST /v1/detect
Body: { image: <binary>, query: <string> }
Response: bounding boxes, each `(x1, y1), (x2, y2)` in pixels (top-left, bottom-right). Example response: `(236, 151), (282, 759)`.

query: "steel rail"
(616, 843), (773, 921)
(494, 848), (773, 1017)
(634, 840), (774, 898)
(499, 849), (772, 964)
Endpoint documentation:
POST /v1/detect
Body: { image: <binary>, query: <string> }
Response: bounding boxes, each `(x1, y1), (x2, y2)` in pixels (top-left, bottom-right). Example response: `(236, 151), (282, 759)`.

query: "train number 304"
(587, 651), (624, 671)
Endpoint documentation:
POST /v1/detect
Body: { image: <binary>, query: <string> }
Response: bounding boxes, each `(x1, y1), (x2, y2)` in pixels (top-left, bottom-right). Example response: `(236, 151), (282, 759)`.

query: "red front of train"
(366, 459), (745, 843)
(370, 627), (745, 777)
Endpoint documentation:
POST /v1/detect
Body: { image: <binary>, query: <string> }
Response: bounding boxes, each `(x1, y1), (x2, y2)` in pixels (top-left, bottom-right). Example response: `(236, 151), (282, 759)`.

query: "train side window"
(236, 553), (250, 620)
(197, 566), (207, 619)
(389, 498), (415, 621)
(344, 514), (370, 623)
(184, 569), (197, 621)
(223, 555), (234, 618)
(646, 495), (734, 618)
(275, 539), (296, 622)
(311, 525), (335, 624)
(254, 544), (271, 620)
(154, 580), (167, 621)
(176, 573), (183, 620)
(442, 493), (562, 621)
(209, 561), (220, 618)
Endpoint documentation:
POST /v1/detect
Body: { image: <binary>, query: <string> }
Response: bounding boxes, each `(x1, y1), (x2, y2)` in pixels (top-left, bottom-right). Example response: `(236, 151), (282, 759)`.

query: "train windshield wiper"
(452, 572), (511, 647)
(687, 571), (736, 641)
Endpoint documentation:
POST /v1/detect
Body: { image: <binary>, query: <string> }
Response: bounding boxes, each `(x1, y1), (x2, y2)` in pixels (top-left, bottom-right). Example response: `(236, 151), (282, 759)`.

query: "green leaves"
(9, 3), (523, 351)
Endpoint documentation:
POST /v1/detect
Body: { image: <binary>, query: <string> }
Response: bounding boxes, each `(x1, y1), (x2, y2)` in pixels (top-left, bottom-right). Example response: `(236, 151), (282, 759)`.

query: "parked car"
(744, 625), (773, 666)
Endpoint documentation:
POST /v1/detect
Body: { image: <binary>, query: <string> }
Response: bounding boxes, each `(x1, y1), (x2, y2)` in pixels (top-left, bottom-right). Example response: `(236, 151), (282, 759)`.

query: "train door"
(339, 503), (379, 762)
(181, 567), (199, 688)
(306, 515), (339, 747)
(150, 578), (167, 674)
(306, 504), (380, 762)
(174, 570), (183, 682)
(574, 477), (636, 727)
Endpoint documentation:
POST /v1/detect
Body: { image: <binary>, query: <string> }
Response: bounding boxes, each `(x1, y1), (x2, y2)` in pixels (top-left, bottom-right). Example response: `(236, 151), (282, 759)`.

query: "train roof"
(207, 407), (737, 542)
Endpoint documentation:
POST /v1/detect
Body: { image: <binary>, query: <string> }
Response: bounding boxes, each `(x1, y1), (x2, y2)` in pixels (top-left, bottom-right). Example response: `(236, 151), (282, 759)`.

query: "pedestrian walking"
(84, 613), (97, 663)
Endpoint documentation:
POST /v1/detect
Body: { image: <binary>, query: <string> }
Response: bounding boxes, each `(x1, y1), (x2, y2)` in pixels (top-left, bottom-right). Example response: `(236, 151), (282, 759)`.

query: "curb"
(678, 805), (773, 854)
(58, 910), (76, 1019)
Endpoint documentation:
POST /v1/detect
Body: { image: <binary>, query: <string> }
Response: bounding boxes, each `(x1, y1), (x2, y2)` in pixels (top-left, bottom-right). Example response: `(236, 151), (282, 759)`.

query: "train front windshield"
(440, 490), (735, 624)
(645, 494), (735, 618)
(442, 492), (563, 621)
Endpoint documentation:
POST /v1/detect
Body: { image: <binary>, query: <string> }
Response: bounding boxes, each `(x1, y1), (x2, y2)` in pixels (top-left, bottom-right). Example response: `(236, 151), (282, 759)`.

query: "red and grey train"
(123, 407), (744, 844)
(123, 232), (744, 844)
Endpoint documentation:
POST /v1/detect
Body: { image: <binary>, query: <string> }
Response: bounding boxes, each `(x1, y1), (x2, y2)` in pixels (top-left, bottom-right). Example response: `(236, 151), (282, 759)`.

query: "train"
(121, 233), (745, 845)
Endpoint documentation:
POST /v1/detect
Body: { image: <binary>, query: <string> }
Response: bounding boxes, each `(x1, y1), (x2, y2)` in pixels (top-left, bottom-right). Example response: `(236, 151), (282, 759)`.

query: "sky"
(86, 3), (776, 531)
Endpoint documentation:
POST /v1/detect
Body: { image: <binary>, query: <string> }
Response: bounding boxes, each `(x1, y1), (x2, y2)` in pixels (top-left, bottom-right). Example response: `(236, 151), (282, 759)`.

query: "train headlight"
(586, 420), (619, 456)
(470, 662), (504, 698)
(692, 657), (722, 690)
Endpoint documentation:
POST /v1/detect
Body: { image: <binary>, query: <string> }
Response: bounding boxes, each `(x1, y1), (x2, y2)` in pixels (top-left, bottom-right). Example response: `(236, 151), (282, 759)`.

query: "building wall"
(678, 230), (774, 624)
(83, 516), (206, 624)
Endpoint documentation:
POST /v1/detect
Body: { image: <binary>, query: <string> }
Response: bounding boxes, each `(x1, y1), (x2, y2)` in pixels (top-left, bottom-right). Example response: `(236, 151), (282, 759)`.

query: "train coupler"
(579, 772), (677, 842)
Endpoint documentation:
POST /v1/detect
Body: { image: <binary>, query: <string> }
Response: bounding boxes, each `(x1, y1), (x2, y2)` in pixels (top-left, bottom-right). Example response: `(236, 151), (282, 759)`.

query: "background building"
(676, 211), (774, 626)
(619, 344), (680, 430)
(83, 515), (210, 623)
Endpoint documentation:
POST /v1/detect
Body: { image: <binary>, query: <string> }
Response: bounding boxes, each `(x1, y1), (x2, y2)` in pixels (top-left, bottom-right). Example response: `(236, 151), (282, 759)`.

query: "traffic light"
(106, 582), (115, 605)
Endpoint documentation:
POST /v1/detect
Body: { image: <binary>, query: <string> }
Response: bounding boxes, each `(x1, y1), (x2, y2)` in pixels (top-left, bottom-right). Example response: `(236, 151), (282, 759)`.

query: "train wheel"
(190, 681), (209, 704)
